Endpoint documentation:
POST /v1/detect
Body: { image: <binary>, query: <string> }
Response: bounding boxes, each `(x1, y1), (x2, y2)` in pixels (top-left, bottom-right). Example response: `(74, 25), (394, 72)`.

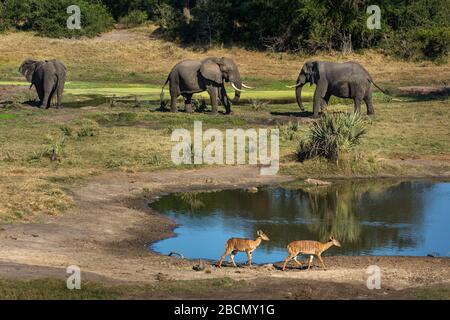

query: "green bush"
(297, 112), (366, 163)
(101, 0), (159, 21)
(417, 28), (450, 62)
(154, 0), (449, 62)
(0, 0), (114, 38)
(119, 9), (148, 28)
(0, 2), (8, 32)
(388, 27), (450, 62)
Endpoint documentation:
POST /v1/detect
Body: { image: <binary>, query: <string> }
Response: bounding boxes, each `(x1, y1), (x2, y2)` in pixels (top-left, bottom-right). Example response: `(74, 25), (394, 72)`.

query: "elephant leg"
(183, 93), (194, 113)
(364, 87), (375, 115)
(321, 93), (331, 112)
(35, 84), (44, 107)
(40, 89), (51, 109)
(169, 87), (179, 113)
(354, 97), (362, 114)
(219, 86), (231, 114)
(56, 78), (65, 109)
(40, 77), (56, 109)
(313, 81), (327, 118)
(49, 86), (57, 109)
(207, 86), (219, 115)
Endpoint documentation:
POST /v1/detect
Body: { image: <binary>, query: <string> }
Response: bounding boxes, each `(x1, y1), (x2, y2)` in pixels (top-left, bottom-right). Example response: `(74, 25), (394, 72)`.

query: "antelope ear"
(200, 59), (223, 84)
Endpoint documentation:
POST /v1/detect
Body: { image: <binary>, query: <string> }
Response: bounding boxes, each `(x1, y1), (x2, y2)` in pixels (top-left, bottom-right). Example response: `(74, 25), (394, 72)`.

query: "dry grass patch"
(0, 28), (449, 87)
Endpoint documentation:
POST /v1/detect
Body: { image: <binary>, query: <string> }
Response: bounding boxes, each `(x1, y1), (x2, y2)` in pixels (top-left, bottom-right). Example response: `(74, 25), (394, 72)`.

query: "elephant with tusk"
(19, 59), (67, 109)
(288, 61), (387, 118)
(160, 57), (254, 115)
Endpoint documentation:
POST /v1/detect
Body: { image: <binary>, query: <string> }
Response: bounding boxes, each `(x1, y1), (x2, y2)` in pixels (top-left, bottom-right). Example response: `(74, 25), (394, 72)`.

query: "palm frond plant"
(296, 112), (366, 163)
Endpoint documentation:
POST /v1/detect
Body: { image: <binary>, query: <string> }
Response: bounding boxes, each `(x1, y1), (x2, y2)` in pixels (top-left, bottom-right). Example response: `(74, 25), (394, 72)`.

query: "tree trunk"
(183, 0), (192, 24)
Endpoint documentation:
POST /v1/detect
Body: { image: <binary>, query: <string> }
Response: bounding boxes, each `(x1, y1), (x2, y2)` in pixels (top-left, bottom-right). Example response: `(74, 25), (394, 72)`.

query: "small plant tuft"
(250, 99), (269, 111)
(296, 112), (366, 163)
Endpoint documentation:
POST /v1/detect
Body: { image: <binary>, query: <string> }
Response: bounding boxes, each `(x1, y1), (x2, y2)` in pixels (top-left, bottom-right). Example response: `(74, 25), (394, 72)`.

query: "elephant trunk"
(231, 74), (242, 104)
(295, 74), (306, 111)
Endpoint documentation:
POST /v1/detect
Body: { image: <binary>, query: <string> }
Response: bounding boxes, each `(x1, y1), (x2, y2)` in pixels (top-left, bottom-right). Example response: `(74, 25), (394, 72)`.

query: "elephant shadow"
(23, 100), (42, 108)
(394, 86), (450, 102)
(157, 105), (229, 115)
(270, 110), (315, 117)
(23, 95), (108, 109)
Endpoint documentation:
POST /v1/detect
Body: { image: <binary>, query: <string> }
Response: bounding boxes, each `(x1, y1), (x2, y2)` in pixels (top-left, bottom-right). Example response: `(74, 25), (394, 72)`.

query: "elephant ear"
(200, 59), (223, 84)
(19, 60), (37, 82)
(310, 61), (320, 84)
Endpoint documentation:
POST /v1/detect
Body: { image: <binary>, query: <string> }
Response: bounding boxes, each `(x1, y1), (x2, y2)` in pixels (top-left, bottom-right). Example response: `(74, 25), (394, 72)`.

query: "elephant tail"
(369, 79), (389, 95)
(160, 77), (169, 109)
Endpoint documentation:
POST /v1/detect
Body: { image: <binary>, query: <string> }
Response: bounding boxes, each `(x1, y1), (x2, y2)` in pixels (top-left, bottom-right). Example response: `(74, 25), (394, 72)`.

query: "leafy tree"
(0, 0), (114, 37)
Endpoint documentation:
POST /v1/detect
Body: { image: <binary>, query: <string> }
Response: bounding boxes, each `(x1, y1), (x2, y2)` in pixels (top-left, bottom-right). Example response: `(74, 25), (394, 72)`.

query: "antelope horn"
(286, 83), (302, 88)
(231, 82), (245, 92)
(241, 83), (255, 89)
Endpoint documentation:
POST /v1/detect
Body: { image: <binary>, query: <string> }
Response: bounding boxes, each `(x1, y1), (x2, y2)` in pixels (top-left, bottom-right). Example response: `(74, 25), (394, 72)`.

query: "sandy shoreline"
(0, 166), (449, 299)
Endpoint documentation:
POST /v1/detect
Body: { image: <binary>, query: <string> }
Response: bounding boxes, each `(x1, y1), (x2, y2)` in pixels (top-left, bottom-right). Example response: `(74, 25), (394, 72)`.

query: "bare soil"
(0, 166), (448, 299)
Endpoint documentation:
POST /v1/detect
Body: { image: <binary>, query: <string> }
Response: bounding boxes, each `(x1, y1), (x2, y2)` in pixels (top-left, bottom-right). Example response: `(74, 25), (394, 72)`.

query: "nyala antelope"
(282, 236), (341, 271)
(217, 230), (269, 268)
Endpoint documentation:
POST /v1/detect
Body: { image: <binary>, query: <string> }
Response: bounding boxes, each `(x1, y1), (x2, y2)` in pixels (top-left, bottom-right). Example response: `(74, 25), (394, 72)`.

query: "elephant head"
(200, 57), (253, 103)
(19, 59), (40, 83)
(290, 61), (319, 111)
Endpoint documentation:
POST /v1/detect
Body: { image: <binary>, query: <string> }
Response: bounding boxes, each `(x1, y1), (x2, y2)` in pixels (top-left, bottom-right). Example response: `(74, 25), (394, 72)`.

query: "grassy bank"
(0, 277), (240, 300)
(0, 27), (449, 87)
(0, 277), (448, 300)
(1, 97), (449, 222)
(0, 28), (449, 222)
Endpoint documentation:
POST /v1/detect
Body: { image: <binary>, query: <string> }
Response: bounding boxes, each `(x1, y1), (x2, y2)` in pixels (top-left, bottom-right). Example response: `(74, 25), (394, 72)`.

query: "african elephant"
(160, 57), (253, 114)
(19, 59), (66, 109)
(289, 61), (386, 117)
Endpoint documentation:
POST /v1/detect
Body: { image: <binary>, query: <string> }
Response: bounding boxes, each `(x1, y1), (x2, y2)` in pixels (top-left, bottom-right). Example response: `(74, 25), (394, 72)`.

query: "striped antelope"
(217, 230), (269, 268)
(282, 236), (341, 271)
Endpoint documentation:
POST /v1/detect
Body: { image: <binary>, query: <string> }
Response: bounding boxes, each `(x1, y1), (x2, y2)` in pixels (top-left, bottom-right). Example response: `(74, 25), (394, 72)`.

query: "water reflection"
(150, 180), (450, 263)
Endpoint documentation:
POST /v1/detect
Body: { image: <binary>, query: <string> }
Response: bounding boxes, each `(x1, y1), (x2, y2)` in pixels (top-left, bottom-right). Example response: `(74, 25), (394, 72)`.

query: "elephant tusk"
(286, 83), (302, 88)
(231, 82), (245, 92)
(241, 83), (255, 89)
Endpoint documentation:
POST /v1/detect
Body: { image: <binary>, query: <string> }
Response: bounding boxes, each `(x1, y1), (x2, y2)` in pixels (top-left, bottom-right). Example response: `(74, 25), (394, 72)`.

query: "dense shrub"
(101, 0), (159, 20)
(0, 0), (114, 38)
(416, 28), (450, 62)
(1, 0), (450, 62)
(155, 0), (450, 62)
(297, 113), (366, 163)
(118, 9), (148, 28)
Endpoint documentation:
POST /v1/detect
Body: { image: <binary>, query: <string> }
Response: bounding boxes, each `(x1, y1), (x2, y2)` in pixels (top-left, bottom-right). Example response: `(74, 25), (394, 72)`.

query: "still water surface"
(150, 180), (450, 264)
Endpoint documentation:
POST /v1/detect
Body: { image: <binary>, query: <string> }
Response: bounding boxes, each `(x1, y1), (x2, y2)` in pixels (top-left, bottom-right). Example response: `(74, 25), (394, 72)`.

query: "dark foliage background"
(0, 0), (449, 61)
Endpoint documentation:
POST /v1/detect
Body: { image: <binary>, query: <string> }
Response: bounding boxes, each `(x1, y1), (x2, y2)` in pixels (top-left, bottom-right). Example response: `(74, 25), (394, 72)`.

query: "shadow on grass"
(63, 95), (109, 108)
(392, 86), (450, 102)
(270, 110), (314, 117)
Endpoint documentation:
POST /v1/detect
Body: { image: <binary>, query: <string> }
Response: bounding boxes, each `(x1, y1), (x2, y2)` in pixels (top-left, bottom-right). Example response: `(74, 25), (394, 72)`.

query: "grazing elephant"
(289, 61), (386, 117)
(19, 59), (66, 109)
(160, 57), (253, 114)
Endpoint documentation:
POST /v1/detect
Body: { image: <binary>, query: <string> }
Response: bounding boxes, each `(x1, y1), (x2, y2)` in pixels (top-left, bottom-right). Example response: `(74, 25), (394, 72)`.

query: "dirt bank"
(0, 166), (449, 299)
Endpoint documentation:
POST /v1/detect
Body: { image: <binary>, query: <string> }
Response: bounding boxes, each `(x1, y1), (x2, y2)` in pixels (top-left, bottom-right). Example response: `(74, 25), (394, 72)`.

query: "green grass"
(0, 114), (17, 120)
(0, 278), (125, 299)
(0, 277), (241, 300)
(0, 80), (315, 101)
(0, 30), (448, 296)
(411, 286), (450, 300)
